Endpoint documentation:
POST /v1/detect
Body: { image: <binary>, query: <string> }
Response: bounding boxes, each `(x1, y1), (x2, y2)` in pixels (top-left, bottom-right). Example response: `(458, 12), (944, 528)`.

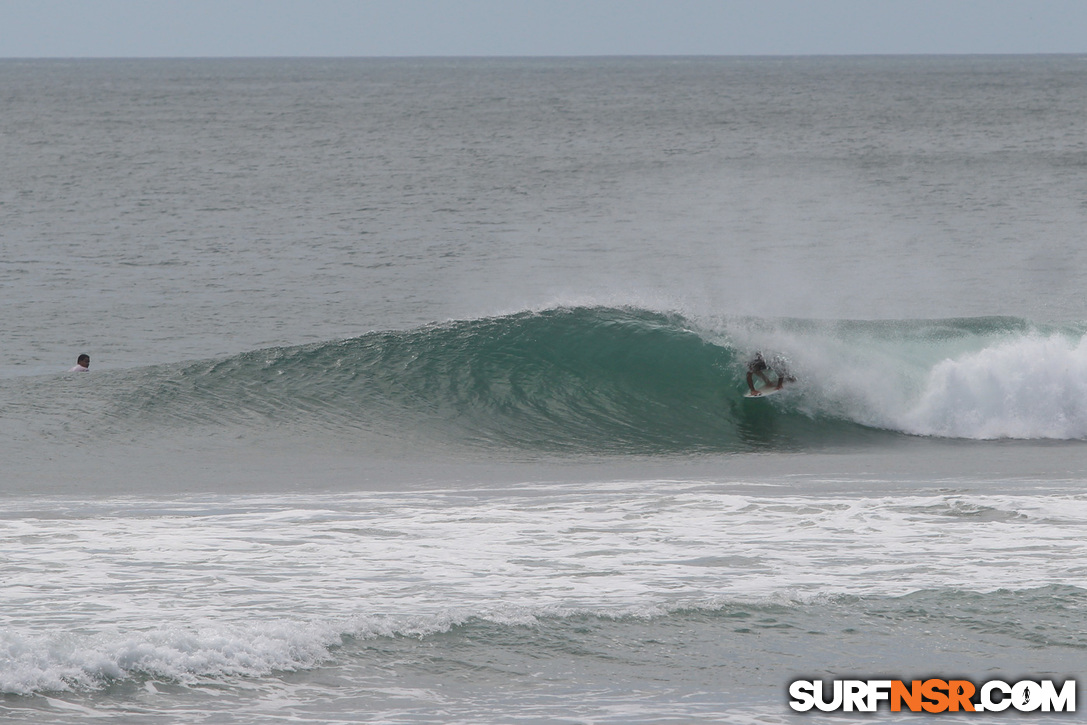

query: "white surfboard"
(744, 385), (786, 399)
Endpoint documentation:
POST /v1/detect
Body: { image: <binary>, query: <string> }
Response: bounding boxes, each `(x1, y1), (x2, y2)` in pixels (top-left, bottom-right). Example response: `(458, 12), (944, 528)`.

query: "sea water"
(2, 56), (1086, 723)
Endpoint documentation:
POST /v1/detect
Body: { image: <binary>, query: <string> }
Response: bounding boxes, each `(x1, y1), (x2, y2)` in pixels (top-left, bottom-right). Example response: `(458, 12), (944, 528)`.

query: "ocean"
(2, 56), (1086, 722)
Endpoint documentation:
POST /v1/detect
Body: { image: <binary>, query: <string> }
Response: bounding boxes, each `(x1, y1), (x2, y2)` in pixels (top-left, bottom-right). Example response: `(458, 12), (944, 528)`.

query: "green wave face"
(121, 306), (1087, 454)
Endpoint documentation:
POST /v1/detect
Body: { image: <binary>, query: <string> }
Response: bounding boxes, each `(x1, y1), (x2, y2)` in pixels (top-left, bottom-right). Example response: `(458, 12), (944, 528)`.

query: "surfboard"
(744, 385), (785, 398)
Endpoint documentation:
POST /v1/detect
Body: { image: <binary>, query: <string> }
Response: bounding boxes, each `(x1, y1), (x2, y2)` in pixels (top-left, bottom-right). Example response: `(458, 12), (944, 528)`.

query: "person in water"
(70, 354), (90, 372)
(746, 352), (793, 395)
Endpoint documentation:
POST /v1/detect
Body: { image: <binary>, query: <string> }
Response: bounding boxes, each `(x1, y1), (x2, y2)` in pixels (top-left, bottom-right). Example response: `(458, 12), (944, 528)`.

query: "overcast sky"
(1, 0), (1085, 58)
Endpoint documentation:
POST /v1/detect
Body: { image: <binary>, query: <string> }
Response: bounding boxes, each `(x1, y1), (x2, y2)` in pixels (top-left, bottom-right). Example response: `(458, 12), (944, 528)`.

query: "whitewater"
(2, 56), (1087, 723)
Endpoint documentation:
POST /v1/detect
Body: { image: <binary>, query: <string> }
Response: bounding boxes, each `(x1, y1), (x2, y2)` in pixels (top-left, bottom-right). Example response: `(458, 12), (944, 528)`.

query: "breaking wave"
(86, 306), (1087, 452)
(5, 585), (1084, 696)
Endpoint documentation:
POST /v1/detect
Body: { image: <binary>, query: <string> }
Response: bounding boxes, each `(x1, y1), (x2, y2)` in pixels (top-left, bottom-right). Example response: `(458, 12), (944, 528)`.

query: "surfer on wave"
(746, 352), (794, 396)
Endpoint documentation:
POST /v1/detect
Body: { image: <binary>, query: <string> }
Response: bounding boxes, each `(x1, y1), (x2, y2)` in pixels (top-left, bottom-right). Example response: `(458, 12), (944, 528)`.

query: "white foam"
(1, 621), (340, 695)
(902, 333), (1087, 439)
(3, 487), (1086, 694)
(720, 319), (1087, 441)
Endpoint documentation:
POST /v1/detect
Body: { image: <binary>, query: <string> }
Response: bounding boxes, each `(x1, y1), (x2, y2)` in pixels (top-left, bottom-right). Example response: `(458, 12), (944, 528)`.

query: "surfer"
(746, 352), (793, 396)
(69, 354), (90, 372)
